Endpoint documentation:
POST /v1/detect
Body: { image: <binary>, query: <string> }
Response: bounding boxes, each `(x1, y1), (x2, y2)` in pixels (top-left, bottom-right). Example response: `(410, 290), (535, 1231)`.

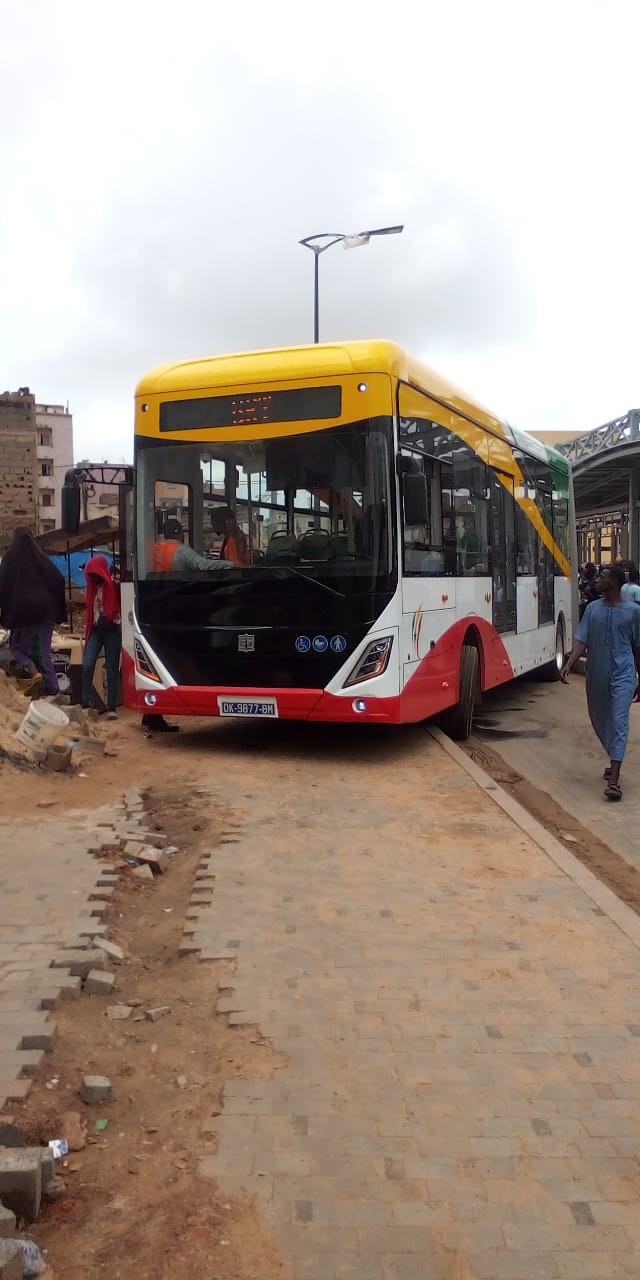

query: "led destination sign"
(159, 386), (342, 432)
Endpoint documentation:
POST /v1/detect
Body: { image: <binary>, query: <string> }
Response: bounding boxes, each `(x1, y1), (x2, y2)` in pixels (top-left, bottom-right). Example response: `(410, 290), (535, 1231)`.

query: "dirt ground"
(1, 718), (290, 1280)
(465, 735), (640, 915)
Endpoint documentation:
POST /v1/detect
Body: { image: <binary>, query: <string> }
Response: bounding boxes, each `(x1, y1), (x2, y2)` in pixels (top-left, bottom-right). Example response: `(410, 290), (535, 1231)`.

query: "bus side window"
(515, 496), (537, 574)
(551, 470), (570, 570)
(402, 454), (445, 575)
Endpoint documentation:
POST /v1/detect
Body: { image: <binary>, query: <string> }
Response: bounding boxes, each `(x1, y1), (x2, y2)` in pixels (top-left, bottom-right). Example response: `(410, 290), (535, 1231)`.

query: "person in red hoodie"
(82, 556), (121, 719)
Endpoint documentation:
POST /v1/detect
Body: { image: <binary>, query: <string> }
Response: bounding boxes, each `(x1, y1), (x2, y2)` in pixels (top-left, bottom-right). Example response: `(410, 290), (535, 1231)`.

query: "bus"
(120, 340), (575, 738)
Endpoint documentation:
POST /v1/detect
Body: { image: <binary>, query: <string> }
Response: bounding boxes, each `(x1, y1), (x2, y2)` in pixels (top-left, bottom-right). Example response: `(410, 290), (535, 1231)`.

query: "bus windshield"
(136, 418), (395, 595)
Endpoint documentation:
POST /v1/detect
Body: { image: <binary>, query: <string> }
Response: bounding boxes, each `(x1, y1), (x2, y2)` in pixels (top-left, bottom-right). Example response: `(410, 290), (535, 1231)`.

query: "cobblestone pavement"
(190, 723), (640, 1280)
(0, 801), (128, 1111)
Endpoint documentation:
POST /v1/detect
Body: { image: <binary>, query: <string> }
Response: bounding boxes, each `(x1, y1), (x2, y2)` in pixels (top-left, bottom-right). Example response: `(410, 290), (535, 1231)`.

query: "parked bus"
(120, 341), (574, 737)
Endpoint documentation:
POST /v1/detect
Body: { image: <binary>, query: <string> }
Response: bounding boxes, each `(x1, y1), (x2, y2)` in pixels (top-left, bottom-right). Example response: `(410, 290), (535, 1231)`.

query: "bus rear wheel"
(441, 643), (480, 740)
(540, 618), (565, 682)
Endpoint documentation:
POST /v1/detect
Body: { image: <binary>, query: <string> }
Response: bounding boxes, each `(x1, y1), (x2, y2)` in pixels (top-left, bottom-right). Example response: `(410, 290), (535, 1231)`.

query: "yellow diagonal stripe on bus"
(401, 386), (571, 579)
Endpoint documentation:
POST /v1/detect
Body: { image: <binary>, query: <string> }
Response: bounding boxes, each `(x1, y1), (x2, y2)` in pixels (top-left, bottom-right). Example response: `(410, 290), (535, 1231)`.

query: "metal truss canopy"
(556, 409), (640, 463)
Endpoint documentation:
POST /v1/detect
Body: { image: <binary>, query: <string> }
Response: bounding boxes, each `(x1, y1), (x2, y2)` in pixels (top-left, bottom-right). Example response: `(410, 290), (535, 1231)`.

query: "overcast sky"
(1, 0), (638, 462)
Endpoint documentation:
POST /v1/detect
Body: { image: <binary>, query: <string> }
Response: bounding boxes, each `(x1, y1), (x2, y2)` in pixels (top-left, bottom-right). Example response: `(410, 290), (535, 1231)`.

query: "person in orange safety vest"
(220, 513), (251, 566)
(153, 526), (233, 574)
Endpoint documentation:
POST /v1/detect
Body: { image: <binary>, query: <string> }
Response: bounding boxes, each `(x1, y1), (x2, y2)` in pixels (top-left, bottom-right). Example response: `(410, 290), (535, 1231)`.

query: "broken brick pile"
(0, 787), (176, 1116)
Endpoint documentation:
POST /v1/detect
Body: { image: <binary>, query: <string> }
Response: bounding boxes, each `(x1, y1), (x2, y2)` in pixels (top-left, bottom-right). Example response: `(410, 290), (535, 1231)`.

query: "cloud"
(1, 0), (639, 463)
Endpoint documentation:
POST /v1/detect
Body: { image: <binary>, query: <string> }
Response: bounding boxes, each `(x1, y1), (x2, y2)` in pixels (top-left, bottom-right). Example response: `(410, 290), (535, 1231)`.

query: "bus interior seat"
(265, 532), (299, 562)
(299, 529), (332, 560)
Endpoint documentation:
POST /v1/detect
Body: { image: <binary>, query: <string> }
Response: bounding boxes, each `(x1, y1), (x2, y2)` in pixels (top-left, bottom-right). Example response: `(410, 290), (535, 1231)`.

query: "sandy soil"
(465, 735), (640, 915)
(2, 725), (289, 1280)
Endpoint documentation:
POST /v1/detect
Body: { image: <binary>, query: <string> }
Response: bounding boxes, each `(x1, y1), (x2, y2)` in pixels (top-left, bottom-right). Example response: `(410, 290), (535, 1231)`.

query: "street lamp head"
(299, 223), (404, 342)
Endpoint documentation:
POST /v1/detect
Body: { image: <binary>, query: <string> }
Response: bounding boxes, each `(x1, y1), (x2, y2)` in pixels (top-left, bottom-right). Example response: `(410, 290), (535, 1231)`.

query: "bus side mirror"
(402, 472), (429, 526)
(61, 480), (81, 533)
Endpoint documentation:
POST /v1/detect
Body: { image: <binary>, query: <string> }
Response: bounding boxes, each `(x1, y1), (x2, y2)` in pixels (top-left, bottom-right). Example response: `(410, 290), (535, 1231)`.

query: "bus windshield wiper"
(278, 565), (345, 599)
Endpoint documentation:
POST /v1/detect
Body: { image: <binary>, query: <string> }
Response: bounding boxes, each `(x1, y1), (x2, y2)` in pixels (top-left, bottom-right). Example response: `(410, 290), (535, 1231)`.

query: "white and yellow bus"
(119, 340), (574, 737)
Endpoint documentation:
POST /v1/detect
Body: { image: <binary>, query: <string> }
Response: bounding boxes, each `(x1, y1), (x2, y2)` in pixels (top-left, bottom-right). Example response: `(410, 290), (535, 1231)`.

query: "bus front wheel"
(441, 643), (480, 740)
(540, 619), (565, 682)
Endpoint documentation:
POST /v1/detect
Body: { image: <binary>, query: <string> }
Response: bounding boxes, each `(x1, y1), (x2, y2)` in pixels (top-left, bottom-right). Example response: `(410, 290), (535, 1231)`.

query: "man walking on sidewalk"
(561, 564), (640, 801)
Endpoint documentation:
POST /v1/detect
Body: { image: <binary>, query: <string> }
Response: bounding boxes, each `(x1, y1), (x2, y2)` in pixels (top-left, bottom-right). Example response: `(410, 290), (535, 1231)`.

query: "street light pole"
(314, 248), (320, 345)
(299, 225), (404, 344)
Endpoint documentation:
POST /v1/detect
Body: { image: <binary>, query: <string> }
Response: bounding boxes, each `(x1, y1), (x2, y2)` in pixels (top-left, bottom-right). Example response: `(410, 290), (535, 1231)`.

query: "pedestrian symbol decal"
(330, 635), (347, 654)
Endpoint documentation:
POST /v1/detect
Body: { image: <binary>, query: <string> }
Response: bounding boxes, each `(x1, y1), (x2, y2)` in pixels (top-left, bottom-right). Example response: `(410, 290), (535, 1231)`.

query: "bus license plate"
(218, 698), (278, 718)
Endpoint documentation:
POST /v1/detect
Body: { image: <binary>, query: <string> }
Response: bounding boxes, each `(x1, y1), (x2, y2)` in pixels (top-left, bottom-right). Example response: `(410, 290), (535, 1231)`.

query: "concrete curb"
(429, 726), (640, 952)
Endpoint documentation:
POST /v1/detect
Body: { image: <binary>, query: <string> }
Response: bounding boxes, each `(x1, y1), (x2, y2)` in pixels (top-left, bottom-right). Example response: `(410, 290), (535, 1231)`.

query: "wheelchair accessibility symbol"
(295, 636), (311, 654)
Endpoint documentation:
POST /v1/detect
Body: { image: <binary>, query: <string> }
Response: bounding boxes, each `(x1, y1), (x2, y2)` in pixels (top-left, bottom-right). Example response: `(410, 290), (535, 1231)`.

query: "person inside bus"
(219, 510), (251, 566)
(579, 562), (599, 618)
(153, 521), (234, 574)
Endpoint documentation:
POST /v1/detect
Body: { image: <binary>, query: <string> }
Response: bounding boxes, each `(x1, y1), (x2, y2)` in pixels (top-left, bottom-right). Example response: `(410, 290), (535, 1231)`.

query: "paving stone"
(50, 949), (106, 978)
(0, 1239), (22, 1280)
(79, 1075), (113, 1103)
(83, 970), (116, 996)
(94, 938), (124, 963)
(145, 1006), (172, 1022)
(133, 847), (169, 874)
(188, 734), (640, 1280)
(106, 1005), (132, 1021)
(131, 864), (154, 881)
(126, 831), (167, 848)
(0, 1205), (16, 1238)
(0, 1150), (43, 1221)
(19, 1023), (57, 1053)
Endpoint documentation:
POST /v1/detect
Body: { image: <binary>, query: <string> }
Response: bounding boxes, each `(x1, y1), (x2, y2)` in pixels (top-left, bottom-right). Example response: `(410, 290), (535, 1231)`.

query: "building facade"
(35, 402), (74, 532)
(0, 389), (39, 551)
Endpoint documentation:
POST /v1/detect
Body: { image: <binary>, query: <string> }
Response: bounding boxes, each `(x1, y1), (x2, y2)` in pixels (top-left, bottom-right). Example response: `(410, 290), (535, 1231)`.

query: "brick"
(79, 1075), (113, 1103)
(0, 1049), (44, 1076)
(0, 1239), (22, 1280)
(134, 847), (169, 875)
(84, 970), (115, 996)
(50, 950), (105, 978)
(93, 938), (124, 963)
(0, 1204), (16, 1238)
(126, 831), (167, 848)
(20, 1023), (57, 1053)
(0, 1150), (42, 1221)
(131, 864), (154, 881)
(145, 1006), (172, 1022)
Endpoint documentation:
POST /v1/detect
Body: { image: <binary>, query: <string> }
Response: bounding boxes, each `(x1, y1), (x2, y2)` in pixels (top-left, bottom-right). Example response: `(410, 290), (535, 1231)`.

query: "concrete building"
(35, 402), (74, 533)
(0, 389), (38, 551)
(0, 391), (74, 547)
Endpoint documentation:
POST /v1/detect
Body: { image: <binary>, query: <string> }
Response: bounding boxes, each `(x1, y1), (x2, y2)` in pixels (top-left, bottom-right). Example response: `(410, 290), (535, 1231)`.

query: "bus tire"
(441, 643), (480, 740)
(540, 618), (565, 682)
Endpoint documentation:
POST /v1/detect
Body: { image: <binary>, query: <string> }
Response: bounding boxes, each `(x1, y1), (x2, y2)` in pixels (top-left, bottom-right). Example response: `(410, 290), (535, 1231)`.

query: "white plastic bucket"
(16, 699), (70, 752)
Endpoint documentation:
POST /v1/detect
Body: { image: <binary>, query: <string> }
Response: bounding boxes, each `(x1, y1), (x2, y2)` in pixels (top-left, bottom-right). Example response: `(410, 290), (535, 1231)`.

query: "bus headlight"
(343, 636), (393, 687)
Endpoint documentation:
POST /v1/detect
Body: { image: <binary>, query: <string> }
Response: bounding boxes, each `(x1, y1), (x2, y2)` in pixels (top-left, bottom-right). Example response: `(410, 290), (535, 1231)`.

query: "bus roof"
(136, 340), (568, 472)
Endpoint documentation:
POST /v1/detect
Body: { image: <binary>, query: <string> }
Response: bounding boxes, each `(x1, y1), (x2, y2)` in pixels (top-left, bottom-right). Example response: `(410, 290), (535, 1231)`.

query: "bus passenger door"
(490, 474), (516, 634)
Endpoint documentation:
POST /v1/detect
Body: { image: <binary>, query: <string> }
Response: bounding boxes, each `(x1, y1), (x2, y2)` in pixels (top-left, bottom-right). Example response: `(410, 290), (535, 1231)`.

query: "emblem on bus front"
(238, 634), (256, 653)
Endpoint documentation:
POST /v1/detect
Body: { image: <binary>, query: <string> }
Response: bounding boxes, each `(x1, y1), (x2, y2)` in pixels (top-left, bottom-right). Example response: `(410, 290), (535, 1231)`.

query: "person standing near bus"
(561, 565), (640, 801)
(621, 563), (640, 604)
(82, 556), (121, 719)
(0, 525), (67, 697)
